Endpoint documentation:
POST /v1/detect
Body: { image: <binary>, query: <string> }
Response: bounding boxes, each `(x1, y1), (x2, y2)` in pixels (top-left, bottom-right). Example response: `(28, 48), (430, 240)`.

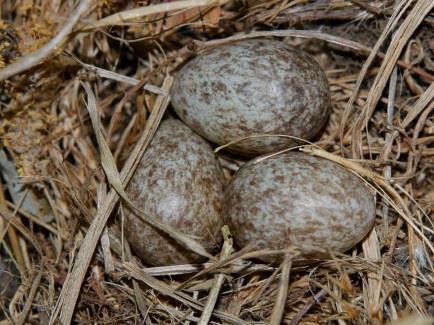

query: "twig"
(270, 253), (292, 324)
(15, 264), (43, 325)
(0, 0), (94, 81)
(198, 226), (234, 325)
(381, 56), (398, 241)
(381, 0), (401, 247)
(290, 289), (327, 325)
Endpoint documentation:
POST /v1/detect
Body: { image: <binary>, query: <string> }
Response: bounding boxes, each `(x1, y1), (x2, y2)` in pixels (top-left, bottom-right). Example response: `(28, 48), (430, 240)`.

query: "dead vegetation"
(0, 0), (433, 324)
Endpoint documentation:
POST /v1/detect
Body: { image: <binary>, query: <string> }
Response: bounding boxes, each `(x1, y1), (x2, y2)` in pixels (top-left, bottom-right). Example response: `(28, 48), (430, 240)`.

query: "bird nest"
(0, 1), (433, 324)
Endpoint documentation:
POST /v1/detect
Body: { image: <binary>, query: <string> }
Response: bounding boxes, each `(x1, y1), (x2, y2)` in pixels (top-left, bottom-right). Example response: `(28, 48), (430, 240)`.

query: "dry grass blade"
(290, 289), (328, 325)
(70, 56), (166, 95)
(362, 228), (382, 319)
(14, 265), (43, 325)
(401, 83), (434, 128)
(214, 134), (312, 153)
(0, 0), (94, 81)
(198, 226), (234, 325)
(123, 236), (149, 321)
(89, 0), (227, 29)
(50, 77), (172, 325)
(270, 254), (292, 324)
(203, 29), (374, 53)
(137, 261), (273, 277)
(97, 185), (114, 273)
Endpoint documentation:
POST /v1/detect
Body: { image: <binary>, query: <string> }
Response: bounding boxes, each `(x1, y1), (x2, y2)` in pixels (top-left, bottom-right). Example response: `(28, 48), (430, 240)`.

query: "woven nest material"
(0, 1), (433, 324)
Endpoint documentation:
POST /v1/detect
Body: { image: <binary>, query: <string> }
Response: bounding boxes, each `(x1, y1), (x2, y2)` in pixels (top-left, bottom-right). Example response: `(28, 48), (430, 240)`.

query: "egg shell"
(224, 151), (376, 263)
(171, 38), (331, 156)
(125, 118), (224, 266)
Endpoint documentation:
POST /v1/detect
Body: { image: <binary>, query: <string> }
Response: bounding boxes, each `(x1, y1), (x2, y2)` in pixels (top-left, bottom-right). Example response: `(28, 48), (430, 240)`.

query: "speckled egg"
(125, 118), (224, 266)
(224, 151), (376, 263)
(171, 38), (330, 156)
